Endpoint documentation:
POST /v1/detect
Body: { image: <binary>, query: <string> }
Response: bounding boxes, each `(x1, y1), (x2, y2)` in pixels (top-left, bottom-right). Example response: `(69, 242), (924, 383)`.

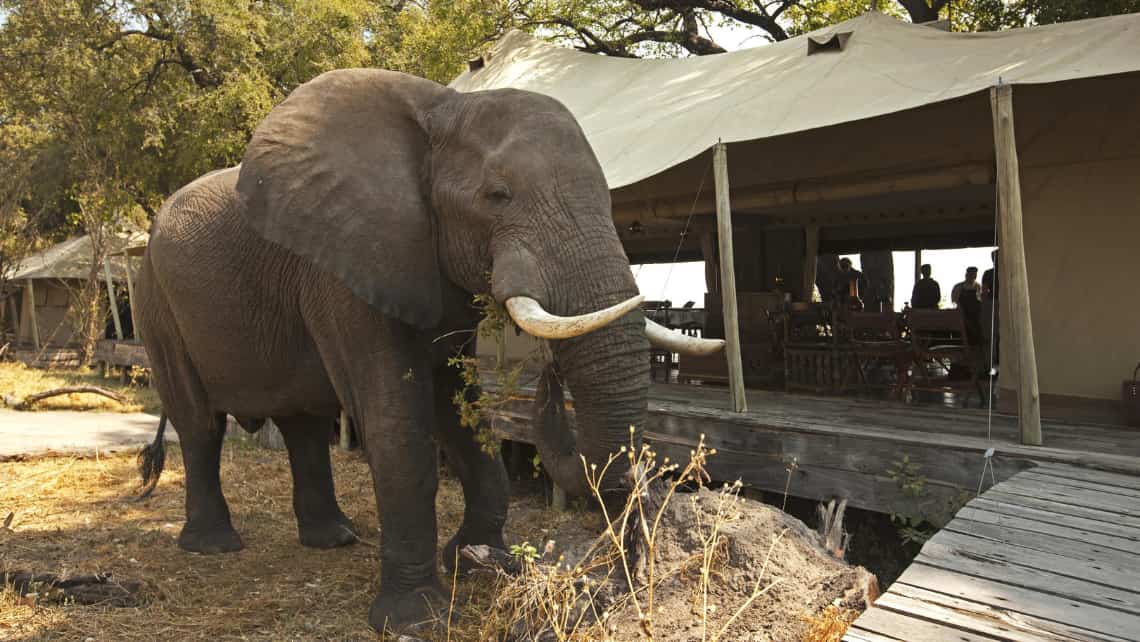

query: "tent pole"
(339, 409), (351, 450)
(103, 258), (124, 341)
(124, 255), (140, 341)
(700, 232), (719, 295)
(914, 249), (922, 287)
(26, 279), (41, 350)
(713, 142), (747, 413)
(803, 224), (819, 302)
(990, 84), (1041, 446)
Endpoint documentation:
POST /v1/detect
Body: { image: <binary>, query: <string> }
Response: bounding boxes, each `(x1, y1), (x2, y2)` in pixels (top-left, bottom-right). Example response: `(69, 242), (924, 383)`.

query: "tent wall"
(993, 75), (1140, 423)
(1008, 156), (1140, 416)
(17, 279), (99, 347)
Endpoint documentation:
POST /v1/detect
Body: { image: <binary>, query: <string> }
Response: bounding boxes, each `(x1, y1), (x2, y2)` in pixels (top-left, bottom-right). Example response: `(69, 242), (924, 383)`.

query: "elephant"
(135, 68), (723, 633)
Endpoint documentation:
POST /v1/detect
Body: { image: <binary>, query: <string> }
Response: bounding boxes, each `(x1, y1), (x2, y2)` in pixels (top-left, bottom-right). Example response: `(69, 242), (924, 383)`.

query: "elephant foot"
(178, 522), (243, 554)
(298, 514), (358, 549)
(368, 584), (448, 635)
(442, 527), (507, 573)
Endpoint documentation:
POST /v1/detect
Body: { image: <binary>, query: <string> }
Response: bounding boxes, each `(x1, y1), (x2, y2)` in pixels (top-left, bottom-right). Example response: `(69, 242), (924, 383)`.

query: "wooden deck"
(490, 378), (1140, 520)
(843, 463), (1140, 641)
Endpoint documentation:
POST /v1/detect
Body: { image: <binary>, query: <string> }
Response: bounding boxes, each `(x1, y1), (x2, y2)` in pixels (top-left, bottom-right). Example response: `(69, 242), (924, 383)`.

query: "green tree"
(0, 0), (388, 359)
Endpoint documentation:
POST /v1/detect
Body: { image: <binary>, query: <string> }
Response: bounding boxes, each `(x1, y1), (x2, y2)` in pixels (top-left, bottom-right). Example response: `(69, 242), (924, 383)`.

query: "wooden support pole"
(339, 409), (351, 450)
(103, 258), (124, 341)
(700, 232), (719, 295)
(26, 279), (40, 350)
(914, 249), (922, 284)
(124, 255), (139, 341)
(803, 224), (819, 302)
(6, 295), (17, 338)
(990, 84), (1041, 446)
(713, 142), (747, 413)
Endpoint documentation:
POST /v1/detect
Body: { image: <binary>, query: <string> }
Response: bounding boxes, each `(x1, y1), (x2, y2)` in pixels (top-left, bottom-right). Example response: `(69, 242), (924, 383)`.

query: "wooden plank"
(103, 258), (124, 341)
(958, 504), (1140, 554)
(851, 605), (999, 642)
(916, 541), (1140, 616)
(990, 479), (1140, 520)
(946, 516), (1140, 569)
(990, 83), (1041, 446)
(843, 629), (904, 642)
(1016, 470), (1140, 500)
(713, 142), (746, 413)
(926, 528), (1140, 594)
(976, 491), (1140, 535)
(897, 563), (1140, 640)
(878, 583), (1129, 642)
(1032, 463), (1140, 492)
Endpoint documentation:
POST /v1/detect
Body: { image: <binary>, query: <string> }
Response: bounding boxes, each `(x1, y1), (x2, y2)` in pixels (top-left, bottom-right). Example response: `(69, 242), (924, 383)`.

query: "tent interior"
(480, 70), (1140, 425)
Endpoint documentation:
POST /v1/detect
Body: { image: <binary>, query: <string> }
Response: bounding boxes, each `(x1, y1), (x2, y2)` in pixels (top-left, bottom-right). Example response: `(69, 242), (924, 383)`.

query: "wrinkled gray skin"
(136, 69), (649, 634)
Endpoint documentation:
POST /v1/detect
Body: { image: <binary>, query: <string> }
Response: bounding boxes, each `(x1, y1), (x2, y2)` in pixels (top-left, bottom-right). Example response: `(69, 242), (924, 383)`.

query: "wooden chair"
(846, 311), (910, 398)
(906, 309), (985, 407)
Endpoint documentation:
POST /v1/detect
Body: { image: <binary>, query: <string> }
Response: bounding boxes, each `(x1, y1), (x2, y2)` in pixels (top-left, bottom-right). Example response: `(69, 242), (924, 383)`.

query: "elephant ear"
(236, 69), (450, 328)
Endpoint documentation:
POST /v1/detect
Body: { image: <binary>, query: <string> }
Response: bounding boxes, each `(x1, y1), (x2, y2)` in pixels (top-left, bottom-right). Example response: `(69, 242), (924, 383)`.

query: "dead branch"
(5, 385), (128, 410)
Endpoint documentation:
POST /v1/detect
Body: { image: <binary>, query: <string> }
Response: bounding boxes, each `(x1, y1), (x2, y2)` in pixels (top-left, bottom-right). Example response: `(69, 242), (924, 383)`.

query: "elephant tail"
(134, 414), (168, 501)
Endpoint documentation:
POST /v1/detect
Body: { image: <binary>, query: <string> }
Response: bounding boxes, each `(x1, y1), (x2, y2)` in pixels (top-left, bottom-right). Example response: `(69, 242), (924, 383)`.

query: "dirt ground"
(1, 442), (867, 641)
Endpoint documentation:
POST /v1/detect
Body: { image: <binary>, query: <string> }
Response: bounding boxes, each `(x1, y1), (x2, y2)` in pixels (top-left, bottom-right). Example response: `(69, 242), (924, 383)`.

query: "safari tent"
(454, 11), (1140, 427)
(2, 231), (147, 351)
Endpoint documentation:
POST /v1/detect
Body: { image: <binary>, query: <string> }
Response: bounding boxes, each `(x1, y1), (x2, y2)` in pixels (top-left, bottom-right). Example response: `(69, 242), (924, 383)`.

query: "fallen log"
(4, 385), (128, 410)
(2, 570), (141, 607)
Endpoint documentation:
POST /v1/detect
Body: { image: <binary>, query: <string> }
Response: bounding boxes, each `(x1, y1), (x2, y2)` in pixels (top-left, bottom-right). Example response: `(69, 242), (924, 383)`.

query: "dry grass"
(802, 605), (861, 642)
(0, 363), (161, 414)
(0, 442), (591, 641)
(0, 438), (867, 641)
(450, 435), (870, 642)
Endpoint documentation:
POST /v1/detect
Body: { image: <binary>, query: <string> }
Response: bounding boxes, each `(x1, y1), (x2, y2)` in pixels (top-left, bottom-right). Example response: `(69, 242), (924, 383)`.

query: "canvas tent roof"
(7, 231), (147, 282)
(450, 11), (1140, 189)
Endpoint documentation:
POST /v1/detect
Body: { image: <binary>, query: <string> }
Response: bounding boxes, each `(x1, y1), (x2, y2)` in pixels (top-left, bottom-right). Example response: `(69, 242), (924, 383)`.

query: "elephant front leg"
(363, 368), (446, 635)
(434, 361), (509, 571)
(274, 414), (357, 549)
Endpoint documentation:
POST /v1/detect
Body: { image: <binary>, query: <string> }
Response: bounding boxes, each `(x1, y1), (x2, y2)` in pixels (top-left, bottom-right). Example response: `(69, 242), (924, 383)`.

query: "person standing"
(910, 264), (941, 309)
(953, 267), (982, 345)
(835, 257), (864, 311)
(982, 250), (1000, 364)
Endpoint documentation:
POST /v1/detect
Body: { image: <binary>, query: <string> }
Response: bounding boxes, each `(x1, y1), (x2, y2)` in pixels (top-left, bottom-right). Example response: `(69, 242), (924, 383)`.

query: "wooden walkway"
(844, 463), (1140, 641)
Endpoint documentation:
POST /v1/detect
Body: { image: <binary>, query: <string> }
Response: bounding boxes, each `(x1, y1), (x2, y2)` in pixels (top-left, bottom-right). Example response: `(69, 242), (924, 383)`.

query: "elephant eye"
(485, 184), (512, 205)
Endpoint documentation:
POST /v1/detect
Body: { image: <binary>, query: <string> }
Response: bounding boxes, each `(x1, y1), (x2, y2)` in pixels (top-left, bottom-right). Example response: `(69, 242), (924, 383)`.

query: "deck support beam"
(103, 258), (124, 341)
(990, 84), (1041, 446)
(713, 142), (747, 412)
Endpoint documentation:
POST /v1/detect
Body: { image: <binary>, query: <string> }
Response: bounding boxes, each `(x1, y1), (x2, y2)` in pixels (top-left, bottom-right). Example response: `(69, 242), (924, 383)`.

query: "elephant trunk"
(531, 309), (649, 501)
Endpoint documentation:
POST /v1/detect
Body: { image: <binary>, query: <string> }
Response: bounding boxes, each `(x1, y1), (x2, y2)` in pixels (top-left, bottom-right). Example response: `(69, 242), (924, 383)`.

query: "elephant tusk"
(506, 295), (644, 339)
(645, 318), (726, 355)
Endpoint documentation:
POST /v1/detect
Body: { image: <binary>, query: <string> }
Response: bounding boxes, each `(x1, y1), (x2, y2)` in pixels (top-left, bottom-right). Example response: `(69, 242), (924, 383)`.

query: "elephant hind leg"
(148, 346), (240, 553)
(434, 361), (509, 572)
(139, 260), (241, 554)
(273, 414), (357, 549)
